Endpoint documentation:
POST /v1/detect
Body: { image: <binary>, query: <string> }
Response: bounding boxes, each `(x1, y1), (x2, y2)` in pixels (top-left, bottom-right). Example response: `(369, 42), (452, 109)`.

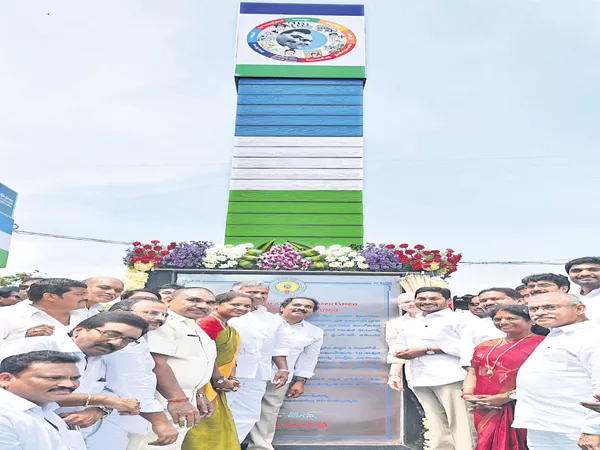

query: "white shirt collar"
(416, 308), (453, 319)
(549, 319), (595, 334)
(0, 388), (47, 413)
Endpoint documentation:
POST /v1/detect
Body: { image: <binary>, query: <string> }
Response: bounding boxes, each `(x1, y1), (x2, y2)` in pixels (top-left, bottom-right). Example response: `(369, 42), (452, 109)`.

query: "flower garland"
(313, 245), (368, 270)
(257, 243), (314, 271)
(203, 243), (253, 269)
(122, 240), (462, 280)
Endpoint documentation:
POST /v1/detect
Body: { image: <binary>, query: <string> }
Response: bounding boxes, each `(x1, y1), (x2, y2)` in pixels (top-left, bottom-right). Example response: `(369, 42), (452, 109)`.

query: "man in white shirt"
(393, 287), (474, 450)
(0, 312), (146, 439)
(514, 292), (600, 449)
(128, 287), (217, 450)
(0, 350), (86, 450)
(459, 287), (522, 367)
(386, 292), (419, 388)
(0, 278), (88, 343)
(246, 296), (324, 450)
(85, 297), (178, 449)
(565, 257), (600, 321)
(228, 280), (290, 443)
(84, 276), (125, 316)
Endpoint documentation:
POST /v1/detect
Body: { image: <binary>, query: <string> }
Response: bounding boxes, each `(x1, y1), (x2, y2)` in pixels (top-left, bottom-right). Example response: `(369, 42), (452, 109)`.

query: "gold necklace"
(484, 334), (532, 377)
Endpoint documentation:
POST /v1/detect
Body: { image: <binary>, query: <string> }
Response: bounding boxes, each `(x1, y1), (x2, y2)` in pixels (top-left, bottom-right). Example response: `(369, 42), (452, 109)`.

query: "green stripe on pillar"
(0, 248), (8, 268)
(225, 190), (364, 246)
(235, 65), (366, 79)
(224, 237), (360, 246)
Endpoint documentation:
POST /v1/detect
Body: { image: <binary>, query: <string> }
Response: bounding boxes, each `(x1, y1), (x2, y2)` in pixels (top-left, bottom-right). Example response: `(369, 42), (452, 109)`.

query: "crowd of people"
(386, 256), (600, 450)
(0, 255), (599, 450)
(0, 278), (323, 450)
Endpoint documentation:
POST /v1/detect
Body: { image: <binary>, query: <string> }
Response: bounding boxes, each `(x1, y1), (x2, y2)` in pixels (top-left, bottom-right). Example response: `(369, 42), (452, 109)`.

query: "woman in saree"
(182, 291), (253, 450)
(462, 304), (544, 450)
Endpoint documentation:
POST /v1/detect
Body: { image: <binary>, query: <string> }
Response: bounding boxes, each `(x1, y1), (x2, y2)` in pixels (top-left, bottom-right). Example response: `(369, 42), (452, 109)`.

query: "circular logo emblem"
(270, 278), (307, 296)
(247, 17), (357, 63)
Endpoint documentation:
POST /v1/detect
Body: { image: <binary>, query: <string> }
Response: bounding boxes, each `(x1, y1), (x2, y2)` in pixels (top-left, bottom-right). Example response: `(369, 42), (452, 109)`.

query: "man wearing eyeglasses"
(521, 273), (570, 297)
(0, 312), (147, 441)
(513, 292), (600, 449)
(85, 297), (178, 449)
(129, 287), (217, 450)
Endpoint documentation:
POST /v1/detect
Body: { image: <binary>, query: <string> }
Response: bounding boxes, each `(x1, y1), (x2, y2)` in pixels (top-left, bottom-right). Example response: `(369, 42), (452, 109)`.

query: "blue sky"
(2, 0), (599, 294)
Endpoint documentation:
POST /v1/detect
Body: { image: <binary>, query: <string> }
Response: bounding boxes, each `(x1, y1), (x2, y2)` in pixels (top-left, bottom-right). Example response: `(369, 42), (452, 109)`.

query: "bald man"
(84, 277), (125, 316)
(387, 293), (419, 389)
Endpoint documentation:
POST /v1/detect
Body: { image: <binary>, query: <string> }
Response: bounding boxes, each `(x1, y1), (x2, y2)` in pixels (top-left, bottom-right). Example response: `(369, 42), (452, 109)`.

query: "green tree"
(0, 271), (42, 288)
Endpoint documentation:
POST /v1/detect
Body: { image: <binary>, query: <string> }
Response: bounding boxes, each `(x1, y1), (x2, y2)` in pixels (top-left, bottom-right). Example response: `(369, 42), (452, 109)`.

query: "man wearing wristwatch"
(392, 287), (475, 450)
(85, 297), (178, 449)
(0, 312), (147, 441)
(133, 288), (217, 450)
(246, 297), (324, 450)
(228, 281), (291, 444)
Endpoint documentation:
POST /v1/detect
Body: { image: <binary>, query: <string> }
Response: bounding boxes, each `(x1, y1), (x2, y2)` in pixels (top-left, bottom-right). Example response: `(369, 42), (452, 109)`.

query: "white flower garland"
(202, 243), (253, 269)
(313, 245), (369, 270)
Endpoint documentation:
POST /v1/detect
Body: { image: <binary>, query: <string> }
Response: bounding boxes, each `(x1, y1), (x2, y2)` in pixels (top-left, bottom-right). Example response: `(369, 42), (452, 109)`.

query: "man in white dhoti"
(128, 287), (217, 450)
(246, 296), (323, 450)
(85, 297), (178, 449)
(228, 281), (290, 443)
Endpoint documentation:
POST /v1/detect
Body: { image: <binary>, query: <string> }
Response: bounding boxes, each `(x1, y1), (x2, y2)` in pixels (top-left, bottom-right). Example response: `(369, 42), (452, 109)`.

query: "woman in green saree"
(182, 291), (253, 450)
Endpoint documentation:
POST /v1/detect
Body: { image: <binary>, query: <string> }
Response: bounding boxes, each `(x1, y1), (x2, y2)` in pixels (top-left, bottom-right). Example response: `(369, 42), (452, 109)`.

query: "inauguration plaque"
(152, 271), (407, 447)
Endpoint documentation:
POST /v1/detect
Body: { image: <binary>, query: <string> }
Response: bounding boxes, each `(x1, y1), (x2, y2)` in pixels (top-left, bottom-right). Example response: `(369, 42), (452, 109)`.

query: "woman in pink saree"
(462, 304), (544, 450)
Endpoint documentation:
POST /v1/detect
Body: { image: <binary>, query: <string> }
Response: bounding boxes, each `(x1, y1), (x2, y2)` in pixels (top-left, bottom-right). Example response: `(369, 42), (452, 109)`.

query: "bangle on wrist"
(84, 393), (92, 407)
(167, 397), (189, 403)
(277, 369), (289, 373)
(294, 377), (307, 383)
(389, 373), (401, 377)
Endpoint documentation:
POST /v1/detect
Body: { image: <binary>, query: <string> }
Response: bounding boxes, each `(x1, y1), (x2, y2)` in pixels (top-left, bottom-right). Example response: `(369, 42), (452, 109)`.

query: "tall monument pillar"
(225, 3), (366, 247)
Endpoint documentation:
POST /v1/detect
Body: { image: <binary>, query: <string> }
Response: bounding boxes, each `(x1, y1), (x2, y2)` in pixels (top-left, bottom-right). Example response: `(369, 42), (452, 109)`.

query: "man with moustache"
(0, 350), (86, 450)
(459, 288), (522, 367)
(85, 297), (178, 449)
(565, 256), (600, 321)
(0, 312), (146, 439)
(246, 297), (324, 450)
(228, 281), (290, 443)
(514, 292), (600, 449)
(84, 276), (125, 316)
(130, 288), (217, 450)
(393, 287), (474, 450)
(0, 278), (89, 342)
(522, 273), (570, 297)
